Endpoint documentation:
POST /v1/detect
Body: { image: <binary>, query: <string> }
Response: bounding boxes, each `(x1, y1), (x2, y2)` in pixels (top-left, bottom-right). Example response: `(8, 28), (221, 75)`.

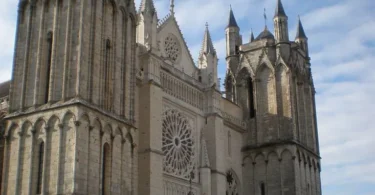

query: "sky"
(0, 0), (374, 194)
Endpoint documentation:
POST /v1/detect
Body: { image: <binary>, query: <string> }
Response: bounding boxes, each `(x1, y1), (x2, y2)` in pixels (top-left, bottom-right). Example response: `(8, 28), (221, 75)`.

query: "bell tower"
(3, 0), (138, 194)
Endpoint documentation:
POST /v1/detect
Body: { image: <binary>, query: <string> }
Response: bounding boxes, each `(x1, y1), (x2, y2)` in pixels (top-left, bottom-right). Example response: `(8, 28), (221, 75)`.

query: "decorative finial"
(170, 0), (175, 14)
(264, 8), (268, 28)
(205, 22), (209, 28)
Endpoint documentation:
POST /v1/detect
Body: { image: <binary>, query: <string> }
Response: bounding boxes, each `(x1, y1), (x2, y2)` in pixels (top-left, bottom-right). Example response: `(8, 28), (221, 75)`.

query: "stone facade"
(0, 0), (321, 194)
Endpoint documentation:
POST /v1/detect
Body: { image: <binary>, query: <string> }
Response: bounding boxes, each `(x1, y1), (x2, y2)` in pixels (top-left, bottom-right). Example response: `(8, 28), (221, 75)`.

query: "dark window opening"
(36, 142), (44, 194)
(248, 77), (256, 118)
(104, 39), (111, 110)
(199, 76), (202, 83)
(45, 32), (53, 103)
(260, 182), (266, 195)
(102, 143), (111, 195)
(235, 45), (239, 54)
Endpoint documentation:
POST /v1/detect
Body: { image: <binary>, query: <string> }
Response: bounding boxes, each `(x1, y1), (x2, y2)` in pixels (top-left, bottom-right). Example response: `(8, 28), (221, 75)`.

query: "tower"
(3, 1), (137, 194)
(240, 1), (321, 194)
(225, 6), (241, 102)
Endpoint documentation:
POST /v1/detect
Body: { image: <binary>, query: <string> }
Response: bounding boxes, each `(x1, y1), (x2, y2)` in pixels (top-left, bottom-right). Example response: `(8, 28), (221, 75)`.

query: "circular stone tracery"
(164, 34), (180, 63)
(162, 109), (195, 178)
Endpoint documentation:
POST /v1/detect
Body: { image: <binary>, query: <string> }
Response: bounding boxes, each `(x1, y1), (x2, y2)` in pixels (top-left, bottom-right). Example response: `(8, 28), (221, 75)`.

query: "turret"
(273, 0), (289, 43)
(295, 16), (309, 56)
(225, 6), (241, 57)
(225, 6), (241, 102)
(198, 23), (218, 89)
(137, 0), (158, 49)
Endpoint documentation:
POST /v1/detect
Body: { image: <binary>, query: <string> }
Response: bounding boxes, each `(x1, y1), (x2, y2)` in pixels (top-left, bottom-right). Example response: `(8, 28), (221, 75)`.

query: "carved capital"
(122, 139), (126, 144)
(252, 162), (256, 165)
(44, 125), (50, 132)
(74, 121), (81, 127)
(297, 81), (304, 86)
(89, 126), (94, 131)
(131, 143), (137, 148)
(58, 123), (64, 130)
(17, 131), (23, 137)
(30, 128), (36, 135)
(278, 158), (282, 162)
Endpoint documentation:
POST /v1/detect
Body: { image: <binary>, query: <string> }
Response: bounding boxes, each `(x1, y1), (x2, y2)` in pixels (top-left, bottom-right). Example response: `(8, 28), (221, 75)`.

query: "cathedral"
(0, 0), (321, 194)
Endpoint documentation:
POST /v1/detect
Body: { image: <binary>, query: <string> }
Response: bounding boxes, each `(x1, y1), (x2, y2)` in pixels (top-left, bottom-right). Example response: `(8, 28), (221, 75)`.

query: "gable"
(157, 15), (197, 77)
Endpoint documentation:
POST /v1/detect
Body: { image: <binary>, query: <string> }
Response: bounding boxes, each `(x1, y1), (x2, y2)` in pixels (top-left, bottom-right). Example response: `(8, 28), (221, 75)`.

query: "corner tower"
(3, 1), (138, 194)
(240, 1), (322, 195)
(225, 6), (241, 102)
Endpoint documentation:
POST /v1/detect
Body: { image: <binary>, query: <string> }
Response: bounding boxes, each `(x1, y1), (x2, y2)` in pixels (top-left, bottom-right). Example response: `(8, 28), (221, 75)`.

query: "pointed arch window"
(247, 77), (256, 118)
(36, 142), (44, 194)
(45, 31), (53, 103)
(260, 182), (266, 195)
(104, 39), (112, 110)
(228, 131), (231, 156)
(101, 143), (111, 195)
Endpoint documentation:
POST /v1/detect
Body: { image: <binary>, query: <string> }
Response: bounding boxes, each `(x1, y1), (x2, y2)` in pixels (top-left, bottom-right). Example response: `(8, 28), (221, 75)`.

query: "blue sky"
(1, 0), (375, 194)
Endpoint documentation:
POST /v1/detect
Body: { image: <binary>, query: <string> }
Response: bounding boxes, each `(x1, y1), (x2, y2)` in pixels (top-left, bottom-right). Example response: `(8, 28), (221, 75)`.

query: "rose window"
(164, 34), (180, 63)
(162, 109), (195, 177)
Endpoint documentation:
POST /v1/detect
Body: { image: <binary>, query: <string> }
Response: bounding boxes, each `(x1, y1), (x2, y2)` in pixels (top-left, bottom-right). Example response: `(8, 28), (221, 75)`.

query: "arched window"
(260, 182), (266, 195)
(228, 131), (231, 156)
(36, 142), (44, 194)
(104, 39), (112, 111)
(45, 31), (53, 103)
(247, 77), (256, 118)
(101, 143), (111, 195)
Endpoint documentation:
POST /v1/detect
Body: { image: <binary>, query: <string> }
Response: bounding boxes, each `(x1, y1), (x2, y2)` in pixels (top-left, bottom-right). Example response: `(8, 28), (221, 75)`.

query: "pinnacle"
(200, 23), (216, 56)
(140, 0), (156, 15)
(227, 5), (239, 28)
(296, 16), (307, 39)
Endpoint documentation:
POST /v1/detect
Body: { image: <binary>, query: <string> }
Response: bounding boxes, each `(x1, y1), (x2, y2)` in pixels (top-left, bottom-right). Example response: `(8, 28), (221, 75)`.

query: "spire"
(170, 0), (175, 14)
(140, 0), (155, 15)
(296, 16), (307, 39)
(250, 29), (255, 42)
(200, 23), (216, 55)
(227, 5), (239, 28)
(274, 0), (287, 18)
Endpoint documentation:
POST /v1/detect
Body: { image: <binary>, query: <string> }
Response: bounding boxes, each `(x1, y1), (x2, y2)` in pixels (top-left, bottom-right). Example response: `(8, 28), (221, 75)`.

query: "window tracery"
(164, 34), (180, 63)
(162, 109), (195, 179)
(226, 171), (239, 195)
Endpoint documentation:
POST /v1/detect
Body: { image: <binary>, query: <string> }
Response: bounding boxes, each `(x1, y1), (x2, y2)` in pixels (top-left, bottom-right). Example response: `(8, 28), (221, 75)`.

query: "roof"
(296, 17), (308, 39)
(274, 0), (287, 18)
(0, 80), (10, 98)
(227, 6), (239, 28)
(255, 27), (275, 41)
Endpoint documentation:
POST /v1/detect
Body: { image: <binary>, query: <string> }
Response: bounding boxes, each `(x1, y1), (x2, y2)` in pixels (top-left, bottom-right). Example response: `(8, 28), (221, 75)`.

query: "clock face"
(164, 34), (181, 63)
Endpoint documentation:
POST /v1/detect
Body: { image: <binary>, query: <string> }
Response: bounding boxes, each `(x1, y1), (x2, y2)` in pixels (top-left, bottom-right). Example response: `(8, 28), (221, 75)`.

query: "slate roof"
(274, 0), (287, 18)
(227, 6), (239, 28)
(296, 17), (308, 39)
(255, 27), (275, 41)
